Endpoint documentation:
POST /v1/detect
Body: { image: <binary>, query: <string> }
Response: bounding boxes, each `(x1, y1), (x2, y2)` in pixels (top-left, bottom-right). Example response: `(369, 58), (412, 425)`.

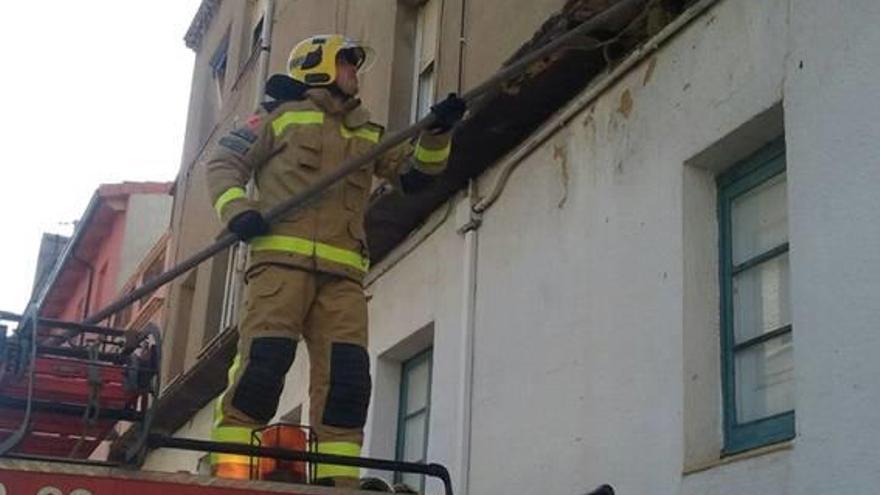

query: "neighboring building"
(34, 182), (173, 330)
(12, 182), (171, 462)
(144, 1), (880, 494)
(29, 233), (69, 302)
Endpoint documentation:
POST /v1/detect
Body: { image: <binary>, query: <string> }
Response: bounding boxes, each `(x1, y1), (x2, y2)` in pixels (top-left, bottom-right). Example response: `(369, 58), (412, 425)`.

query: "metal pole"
(79, 0), (647, 327)
(148, 435), (455, 495)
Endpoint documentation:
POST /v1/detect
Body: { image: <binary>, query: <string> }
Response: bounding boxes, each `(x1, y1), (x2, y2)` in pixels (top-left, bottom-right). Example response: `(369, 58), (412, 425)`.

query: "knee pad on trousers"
(322, 343), (371, 428)
(231, 337), (297, 423)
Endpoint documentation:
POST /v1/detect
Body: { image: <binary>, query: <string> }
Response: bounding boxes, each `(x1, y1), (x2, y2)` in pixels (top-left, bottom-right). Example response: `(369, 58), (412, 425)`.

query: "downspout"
(457, 0), (467, 92)
(71, 255), (95, 347)
(71, 255), (95, 319)
(455, 181), (480, 495)
(454, 2), (477, 494)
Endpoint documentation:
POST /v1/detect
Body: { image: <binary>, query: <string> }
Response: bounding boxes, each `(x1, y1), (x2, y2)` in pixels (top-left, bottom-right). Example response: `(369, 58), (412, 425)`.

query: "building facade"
(146, 1), (880, 494)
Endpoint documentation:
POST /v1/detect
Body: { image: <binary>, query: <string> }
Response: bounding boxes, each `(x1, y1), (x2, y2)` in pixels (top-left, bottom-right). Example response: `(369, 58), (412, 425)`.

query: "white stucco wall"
(142, 402), (214, 473)
(145, 1), (880, 493)
(784, 1), (880, 493)
(363, 0), (880, 494)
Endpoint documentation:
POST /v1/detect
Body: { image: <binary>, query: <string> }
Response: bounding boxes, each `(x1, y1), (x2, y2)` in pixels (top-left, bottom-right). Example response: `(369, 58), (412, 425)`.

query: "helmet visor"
(340, 40), (376, 75)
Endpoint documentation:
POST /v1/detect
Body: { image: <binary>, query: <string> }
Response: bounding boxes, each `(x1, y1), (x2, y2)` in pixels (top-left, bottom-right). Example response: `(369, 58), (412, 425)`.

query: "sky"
(0, 1), (202, 313)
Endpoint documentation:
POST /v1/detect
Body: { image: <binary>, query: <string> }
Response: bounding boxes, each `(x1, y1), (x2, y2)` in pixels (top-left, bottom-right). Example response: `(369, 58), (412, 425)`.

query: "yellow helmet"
(287, 34), (375, 87)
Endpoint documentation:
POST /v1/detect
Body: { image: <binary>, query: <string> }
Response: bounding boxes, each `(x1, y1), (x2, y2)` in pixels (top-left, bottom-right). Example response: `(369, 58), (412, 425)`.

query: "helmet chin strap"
(328, 83), (355, 101)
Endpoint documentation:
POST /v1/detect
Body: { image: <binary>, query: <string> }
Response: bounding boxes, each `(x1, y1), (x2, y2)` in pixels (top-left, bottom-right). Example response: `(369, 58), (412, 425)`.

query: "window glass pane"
(733, 253), (791, 344)
(405, 358), (430, 414)
(417, 0), (440, 69)
(415, 65), (435, 121)
(251, 17), (264, 52)
(403, 414), (426, 462)
(397, 349), (431, 489)
(735, 333), (794, 423)
(731, 171), (788, 265)
(401, 471), (423, 492)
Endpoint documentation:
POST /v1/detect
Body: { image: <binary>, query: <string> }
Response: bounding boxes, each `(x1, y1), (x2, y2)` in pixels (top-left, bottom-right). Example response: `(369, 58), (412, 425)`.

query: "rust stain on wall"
(618, 89), (634, 118)
(643, 57), (658, 86)
(553, 143), (570, 209)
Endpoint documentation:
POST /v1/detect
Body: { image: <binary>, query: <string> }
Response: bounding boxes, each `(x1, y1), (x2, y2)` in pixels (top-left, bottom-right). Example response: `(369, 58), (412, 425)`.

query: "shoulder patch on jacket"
(231, 127), (258, 143)
(219, 136), (250, 156)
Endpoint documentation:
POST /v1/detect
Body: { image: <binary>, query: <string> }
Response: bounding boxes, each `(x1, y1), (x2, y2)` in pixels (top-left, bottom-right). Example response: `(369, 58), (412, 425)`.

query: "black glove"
(228, 209), (269, 241)
(429, 93), (467, 133)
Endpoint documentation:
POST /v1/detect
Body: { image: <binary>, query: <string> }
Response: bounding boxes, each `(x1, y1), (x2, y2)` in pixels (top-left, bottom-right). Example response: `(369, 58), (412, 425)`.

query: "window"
(718, 139), (794, 454)
(251, 16), (264, 54)
(209, 32), (230, 103)
(142, 254), (165, 285)
(395, 349), (433, 491)
(168, 270), (197, 379)
(411, 0), (441, 122)
(217, 246), (239, 337)
(112, 291), (133, 329)
(138, 253), (165, 309)
(195, 27), (231, 147)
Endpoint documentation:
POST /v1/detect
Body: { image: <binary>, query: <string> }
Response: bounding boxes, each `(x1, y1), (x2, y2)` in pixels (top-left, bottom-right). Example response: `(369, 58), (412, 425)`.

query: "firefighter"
(205, 34), (465, 488)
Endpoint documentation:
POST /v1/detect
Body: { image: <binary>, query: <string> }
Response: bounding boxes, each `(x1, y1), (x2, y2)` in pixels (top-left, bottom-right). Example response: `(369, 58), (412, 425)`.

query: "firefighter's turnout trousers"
(213, 265), (369, 482)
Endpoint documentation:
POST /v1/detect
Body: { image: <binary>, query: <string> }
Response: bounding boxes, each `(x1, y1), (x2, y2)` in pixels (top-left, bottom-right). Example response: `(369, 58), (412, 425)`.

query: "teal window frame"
(717, 138), (795, 455)
(395, 348), (433, 491)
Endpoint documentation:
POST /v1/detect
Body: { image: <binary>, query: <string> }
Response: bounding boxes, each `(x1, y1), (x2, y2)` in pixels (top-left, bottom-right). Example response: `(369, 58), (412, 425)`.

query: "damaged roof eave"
(365, 0), (684, 263)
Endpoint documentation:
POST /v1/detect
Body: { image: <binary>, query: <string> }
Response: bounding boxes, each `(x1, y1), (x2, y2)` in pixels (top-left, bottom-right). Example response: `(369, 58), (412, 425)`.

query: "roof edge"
(184, 0), (222, 51)
(25, 191), (102, 317)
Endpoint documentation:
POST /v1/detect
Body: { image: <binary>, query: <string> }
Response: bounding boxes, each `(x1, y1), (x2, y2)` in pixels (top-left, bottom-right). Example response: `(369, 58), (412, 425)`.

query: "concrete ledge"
(682, 441), (794, 476)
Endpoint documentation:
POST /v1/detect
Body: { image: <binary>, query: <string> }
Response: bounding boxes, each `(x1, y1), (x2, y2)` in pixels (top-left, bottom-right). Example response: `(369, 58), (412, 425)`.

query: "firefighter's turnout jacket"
(206, 88), (452, 282)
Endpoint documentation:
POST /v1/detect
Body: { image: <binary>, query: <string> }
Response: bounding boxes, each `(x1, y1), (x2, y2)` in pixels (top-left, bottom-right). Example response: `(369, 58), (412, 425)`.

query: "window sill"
(683, 440), (793, 476)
